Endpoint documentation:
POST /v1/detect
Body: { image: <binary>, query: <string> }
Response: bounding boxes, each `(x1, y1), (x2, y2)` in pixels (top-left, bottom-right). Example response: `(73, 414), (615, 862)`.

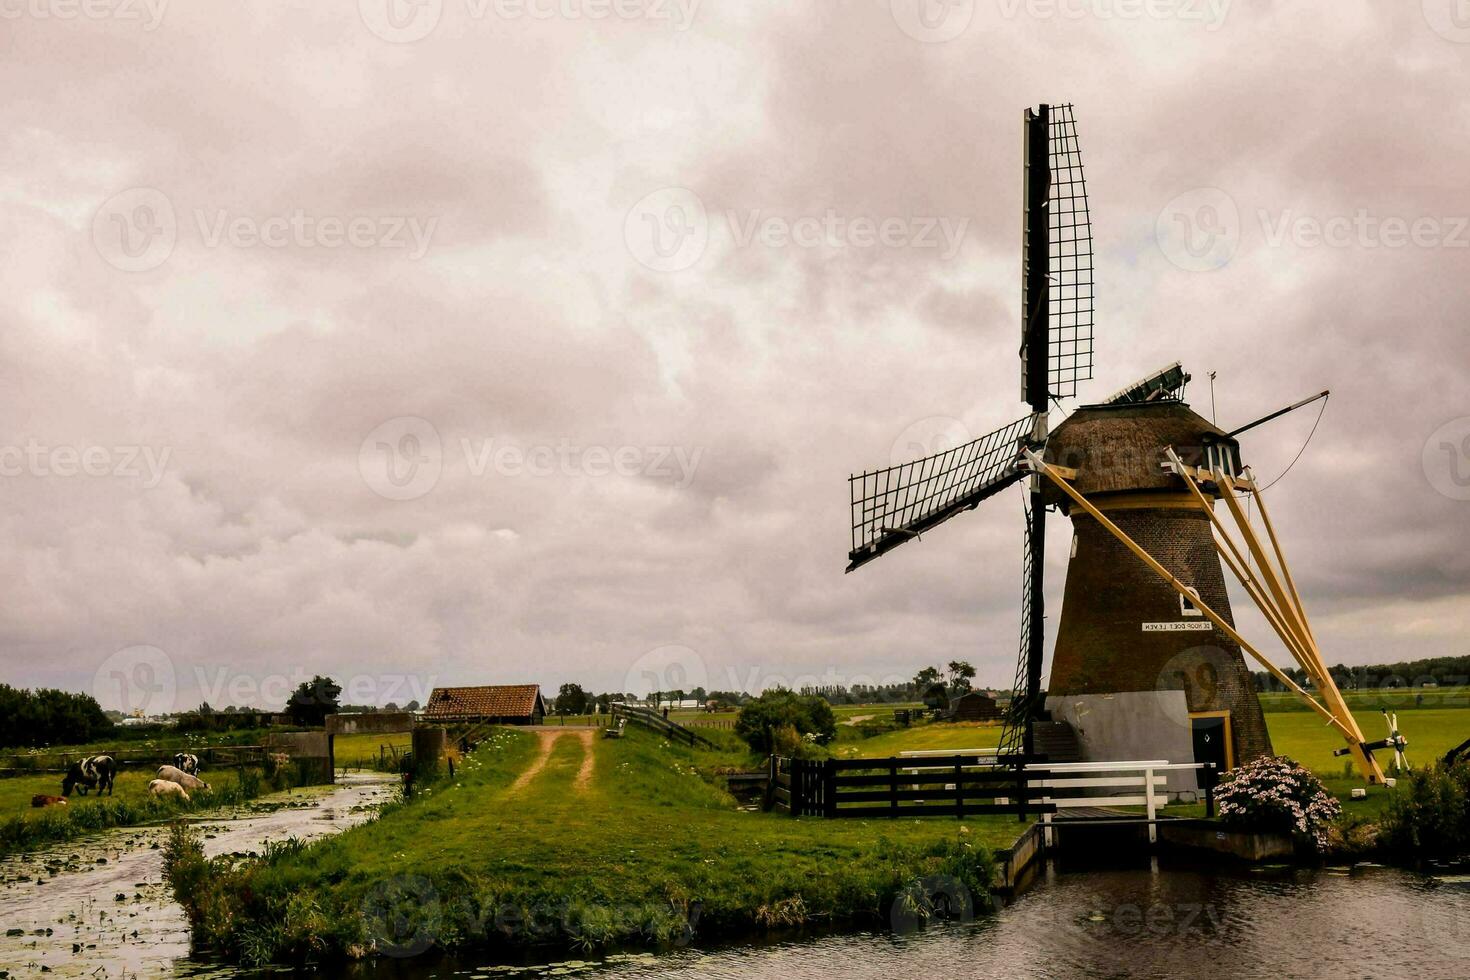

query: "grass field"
(332, 731), (413, 769)
(0, 766), (253, 818)
(172, 726), (1022, 964)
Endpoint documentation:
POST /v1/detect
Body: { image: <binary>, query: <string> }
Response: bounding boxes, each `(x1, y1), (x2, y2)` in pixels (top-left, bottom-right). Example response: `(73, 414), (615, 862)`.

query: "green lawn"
(1264, 706), (1466, 776)
(332, 731), (412, 769)
(175, 726), (1023, 964)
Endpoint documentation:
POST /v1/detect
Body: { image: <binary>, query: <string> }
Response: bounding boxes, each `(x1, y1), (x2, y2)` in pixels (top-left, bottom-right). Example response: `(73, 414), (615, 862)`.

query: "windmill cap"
(1042, 400), (1238, 503)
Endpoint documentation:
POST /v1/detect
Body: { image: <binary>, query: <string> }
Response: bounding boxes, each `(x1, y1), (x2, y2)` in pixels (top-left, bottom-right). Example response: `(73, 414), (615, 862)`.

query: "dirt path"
(510, 730), (562, 793)
(573, 730), (596, 791)
(509, 729), (597, 794)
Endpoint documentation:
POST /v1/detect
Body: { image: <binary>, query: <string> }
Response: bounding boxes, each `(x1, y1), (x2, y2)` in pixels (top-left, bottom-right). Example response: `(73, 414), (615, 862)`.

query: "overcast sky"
(2, 1), (1468, 713)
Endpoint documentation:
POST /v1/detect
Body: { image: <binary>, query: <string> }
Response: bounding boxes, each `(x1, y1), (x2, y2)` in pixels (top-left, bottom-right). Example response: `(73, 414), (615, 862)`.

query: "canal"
(5, 819), (1469, 978)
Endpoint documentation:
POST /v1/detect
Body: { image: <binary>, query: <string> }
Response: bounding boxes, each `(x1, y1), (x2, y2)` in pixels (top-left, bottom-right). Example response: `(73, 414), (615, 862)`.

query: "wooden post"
(823, 759), (836, 819)
(889, 759), (899, 819)
(954, 757), (965, 820)
(1144, 767), (1158, 844)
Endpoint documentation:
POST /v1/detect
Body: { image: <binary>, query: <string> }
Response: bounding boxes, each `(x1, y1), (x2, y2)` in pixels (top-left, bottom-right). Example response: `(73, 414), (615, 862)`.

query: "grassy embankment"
(169, 726), (1014, 965)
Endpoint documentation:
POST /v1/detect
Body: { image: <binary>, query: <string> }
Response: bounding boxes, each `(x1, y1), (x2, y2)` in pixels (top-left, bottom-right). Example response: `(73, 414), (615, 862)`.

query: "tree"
(914, 666), (942, 692)
(735, 688), (837, 755)
(556, 683), (590, 716)
(946, 660), (976, 694)
(285, 676), (342, 726)
(404, 699), (420, 712)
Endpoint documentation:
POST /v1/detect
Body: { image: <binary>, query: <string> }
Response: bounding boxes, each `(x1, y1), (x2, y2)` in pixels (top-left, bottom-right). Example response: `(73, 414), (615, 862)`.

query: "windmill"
(846, 104), (1396, 785)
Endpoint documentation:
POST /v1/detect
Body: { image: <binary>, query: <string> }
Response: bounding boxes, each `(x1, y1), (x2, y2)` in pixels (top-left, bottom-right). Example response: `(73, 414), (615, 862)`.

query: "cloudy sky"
(2, 1), (1468, 713)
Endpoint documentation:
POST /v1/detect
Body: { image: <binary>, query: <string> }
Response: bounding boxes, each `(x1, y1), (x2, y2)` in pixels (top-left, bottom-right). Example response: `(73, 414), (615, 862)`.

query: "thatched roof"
(1042, 401), (1234, 502)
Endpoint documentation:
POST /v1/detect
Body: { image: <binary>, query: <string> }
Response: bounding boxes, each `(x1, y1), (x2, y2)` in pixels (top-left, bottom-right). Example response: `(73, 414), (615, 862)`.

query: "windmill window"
(1180, 587), (1203, 617)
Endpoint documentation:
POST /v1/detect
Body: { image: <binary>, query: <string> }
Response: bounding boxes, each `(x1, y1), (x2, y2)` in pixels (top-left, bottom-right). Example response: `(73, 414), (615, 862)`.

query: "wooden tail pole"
(1019, 450), (1358, 743)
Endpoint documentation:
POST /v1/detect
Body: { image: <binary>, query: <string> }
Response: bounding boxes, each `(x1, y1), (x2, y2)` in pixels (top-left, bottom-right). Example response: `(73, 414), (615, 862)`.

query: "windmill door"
(1190, 711), (1233, 773)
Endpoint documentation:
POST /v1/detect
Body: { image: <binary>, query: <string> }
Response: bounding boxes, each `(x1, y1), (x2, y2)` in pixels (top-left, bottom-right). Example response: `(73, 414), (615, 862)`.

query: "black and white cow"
(173, 753), (201, 776)
(61, 755), (115, 797)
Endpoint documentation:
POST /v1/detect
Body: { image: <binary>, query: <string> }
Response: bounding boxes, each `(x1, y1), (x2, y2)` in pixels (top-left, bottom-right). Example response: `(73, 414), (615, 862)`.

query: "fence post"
(1145, 767), (1158, 844)
(954, 756), (964, 820)
(1016, 763), (1028, 822)
(823, 758), (836, 819)
(889, 757), (898, 818)
(790, 759), (803, 818)
(1204, 763), (1216, 818)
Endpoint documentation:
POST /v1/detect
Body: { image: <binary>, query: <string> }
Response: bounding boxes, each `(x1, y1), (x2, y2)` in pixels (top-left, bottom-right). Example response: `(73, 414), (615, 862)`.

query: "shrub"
(735, 689), (837, 755)
(1215, 755), (1341, 852)
(1378, 759), (1470, 860)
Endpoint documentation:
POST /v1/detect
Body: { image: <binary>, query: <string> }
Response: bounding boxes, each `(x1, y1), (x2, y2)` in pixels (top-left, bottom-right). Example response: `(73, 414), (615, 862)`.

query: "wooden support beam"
(1165, 451), (1331, 691)
(1021, 450), (1356, 742)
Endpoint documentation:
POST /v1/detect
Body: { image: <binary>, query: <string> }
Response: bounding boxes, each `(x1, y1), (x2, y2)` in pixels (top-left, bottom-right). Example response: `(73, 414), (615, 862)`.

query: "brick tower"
(1041, 401), (1273, 778)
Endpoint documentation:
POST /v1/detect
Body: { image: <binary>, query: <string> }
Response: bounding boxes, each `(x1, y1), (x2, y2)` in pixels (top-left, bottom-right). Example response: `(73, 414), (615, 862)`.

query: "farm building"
(423, 684), (545, 725)
(949, 691), (1001, 722)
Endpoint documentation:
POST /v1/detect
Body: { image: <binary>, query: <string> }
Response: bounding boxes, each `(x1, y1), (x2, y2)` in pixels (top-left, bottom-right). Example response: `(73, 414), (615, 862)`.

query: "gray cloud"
(2, 2), (1467, 710)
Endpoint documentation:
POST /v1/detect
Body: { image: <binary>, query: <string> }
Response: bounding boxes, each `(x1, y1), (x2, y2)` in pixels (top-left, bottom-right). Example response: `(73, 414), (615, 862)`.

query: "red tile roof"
(423, 684), (543, 720)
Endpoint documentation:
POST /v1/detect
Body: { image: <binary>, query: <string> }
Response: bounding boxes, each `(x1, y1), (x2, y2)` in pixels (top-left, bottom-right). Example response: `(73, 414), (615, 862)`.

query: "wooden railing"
(610, 703), (715, 748)
(769, 754), (1052, 819)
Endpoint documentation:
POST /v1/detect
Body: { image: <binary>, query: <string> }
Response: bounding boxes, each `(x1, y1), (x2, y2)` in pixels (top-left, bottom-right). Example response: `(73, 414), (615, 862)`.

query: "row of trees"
(1253, 655), (1470, 692)
(0, 684), (113, 748)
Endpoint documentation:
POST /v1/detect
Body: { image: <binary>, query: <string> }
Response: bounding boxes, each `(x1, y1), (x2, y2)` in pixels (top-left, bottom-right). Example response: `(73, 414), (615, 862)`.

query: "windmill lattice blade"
(1048, 104), (1094, 399)
(1105, 361), (1190, 404)
(847, 413), (1038, 571)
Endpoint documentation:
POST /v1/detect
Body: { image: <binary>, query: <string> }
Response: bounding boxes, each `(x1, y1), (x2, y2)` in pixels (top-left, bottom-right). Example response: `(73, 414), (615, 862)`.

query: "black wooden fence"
(769, 754), (1055, 820)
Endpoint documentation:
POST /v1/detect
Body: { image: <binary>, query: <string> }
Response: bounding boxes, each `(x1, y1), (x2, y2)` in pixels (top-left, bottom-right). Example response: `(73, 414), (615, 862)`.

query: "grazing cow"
(30, 794), (67, 808)
(173, 753), (201, 775)
(156, 765), (210, 793)
(148, 779), (190, 803)
(61, 755), (115, 797)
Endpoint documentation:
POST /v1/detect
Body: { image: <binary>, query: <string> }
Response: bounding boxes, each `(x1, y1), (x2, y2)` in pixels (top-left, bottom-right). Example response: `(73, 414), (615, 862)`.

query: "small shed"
(950, 691), (1001, 722)
(423, 684), (545, 725)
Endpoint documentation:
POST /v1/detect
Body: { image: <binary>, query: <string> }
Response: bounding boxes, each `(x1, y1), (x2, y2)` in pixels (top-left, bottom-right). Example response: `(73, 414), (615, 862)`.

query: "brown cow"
(31, 794), (68, 808)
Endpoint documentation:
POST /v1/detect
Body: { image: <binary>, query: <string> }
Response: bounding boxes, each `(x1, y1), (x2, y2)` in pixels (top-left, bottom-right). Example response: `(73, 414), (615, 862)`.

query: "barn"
(423, 684), (546, 725)
(949, 691), (1001, 722)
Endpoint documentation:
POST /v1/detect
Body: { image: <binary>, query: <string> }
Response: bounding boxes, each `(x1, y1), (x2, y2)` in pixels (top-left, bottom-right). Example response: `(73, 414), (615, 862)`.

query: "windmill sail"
(1045, 104), (1094, 399)
(847, 413), (1038, 572)
(1023, 103), (1094, 406)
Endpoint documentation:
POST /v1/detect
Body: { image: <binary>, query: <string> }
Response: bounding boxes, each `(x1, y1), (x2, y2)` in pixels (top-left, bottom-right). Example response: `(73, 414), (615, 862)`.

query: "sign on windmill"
(845, 103), (1398, 786)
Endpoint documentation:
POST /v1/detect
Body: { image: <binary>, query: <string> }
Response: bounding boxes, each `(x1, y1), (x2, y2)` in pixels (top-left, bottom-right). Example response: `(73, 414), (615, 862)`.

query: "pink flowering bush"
(1215, 755), (1341, 852)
